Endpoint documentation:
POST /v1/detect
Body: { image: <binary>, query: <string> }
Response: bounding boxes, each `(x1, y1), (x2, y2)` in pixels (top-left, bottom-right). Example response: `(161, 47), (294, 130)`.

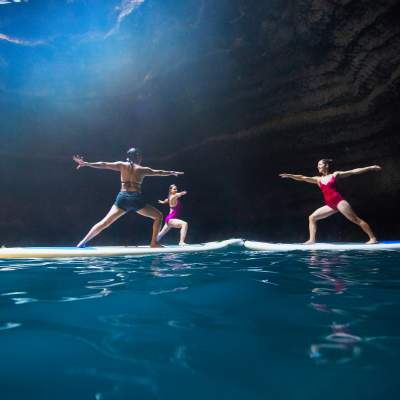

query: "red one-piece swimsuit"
(318, 175), (344, 210)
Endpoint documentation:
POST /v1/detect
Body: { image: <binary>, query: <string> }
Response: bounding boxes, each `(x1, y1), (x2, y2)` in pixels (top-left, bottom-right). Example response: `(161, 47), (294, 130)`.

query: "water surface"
(0, 249), (399, 399)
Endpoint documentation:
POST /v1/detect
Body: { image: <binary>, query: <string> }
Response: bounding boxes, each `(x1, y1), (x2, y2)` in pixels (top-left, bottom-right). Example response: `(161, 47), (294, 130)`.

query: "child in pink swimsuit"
(157, 184), (188, 246)
(165, 197), (183, 224)
(279, 159), (381, 244)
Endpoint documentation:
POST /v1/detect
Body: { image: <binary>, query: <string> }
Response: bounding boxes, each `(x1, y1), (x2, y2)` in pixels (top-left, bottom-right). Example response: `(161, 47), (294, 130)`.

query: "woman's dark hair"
(126, 147), (141, 164)
(320, 158), (333, 171)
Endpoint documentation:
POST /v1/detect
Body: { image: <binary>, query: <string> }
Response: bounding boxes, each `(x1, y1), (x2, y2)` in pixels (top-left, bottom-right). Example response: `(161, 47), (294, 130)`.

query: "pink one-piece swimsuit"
(165, 198), (183, 223)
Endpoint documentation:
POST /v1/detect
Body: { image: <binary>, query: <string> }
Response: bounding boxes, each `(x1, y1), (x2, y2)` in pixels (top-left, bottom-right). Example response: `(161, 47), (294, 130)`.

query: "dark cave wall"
(1, 0), (399, 245)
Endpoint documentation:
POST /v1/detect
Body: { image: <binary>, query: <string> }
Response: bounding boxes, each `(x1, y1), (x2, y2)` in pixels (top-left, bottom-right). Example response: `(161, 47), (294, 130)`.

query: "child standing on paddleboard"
(156, 184), (188, 246)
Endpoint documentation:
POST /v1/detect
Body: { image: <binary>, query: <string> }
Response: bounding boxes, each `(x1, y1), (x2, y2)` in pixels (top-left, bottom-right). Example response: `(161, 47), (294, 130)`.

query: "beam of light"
(0, 33), (45, 46)
(105, 0), (145, 38)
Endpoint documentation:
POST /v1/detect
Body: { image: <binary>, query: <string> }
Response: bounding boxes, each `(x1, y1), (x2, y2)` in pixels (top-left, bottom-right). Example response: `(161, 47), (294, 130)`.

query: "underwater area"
(0, 248), (399, 399)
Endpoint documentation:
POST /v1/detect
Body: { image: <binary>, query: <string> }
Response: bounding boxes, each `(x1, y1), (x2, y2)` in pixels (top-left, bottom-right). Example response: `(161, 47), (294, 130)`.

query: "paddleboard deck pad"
(0, 239), (243, 259)
(244, 240), (400, 251)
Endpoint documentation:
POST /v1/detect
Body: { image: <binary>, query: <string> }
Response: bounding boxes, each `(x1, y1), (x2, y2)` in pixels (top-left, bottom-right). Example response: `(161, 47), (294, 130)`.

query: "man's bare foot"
(366, 238), (378, 244)
(303, 240), (315, 245)
(150, 242), (164, 248)
(179, 242), (188, 246)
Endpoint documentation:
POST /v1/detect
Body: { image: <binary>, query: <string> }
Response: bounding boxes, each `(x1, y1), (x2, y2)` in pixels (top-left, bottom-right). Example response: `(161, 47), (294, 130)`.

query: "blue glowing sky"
(0, 0), (209, 100)
(1, 0), (236, 157)
(0, 1), (154, 98)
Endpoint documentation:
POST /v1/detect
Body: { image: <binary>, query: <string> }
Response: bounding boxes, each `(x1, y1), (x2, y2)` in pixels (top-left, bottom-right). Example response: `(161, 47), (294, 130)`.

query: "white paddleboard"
(0, 239), (243, 259)
(244, 240), (400, 252)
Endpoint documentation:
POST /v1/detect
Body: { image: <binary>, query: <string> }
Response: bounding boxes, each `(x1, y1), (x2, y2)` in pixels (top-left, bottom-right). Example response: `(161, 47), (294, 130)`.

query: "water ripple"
(0, 248), (399, 381)
(0, 322), (21, 331)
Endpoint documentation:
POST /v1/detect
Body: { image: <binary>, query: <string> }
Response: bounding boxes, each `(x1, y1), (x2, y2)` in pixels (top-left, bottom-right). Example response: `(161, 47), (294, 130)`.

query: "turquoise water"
(0, 249), (399, 399)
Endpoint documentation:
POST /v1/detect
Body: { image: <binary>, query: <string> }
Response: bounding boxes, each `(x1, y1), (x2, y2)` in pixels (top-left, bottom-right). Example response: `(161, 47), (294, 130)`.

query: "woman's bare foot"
(179, 242), (188, 246)
(303, 240), (316, 245)
(150, 242), (163, 248)
(366, 238), (378, 244)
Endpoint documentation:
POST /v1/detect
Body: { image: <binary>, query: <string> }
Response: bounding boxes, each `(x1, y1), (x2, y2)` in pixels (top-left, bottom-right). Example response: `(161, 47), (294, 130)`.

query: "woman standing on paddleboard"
(73, 148), (183, 248)
(156, 184), (188, 246)
(279, 159), (381, 244)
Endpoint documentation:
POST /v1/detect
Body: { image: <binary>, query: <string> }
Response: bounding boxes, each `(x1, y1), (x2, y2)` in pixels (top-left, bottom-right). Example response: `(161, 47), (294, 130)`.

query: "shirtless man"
(73, 147), (183, 248)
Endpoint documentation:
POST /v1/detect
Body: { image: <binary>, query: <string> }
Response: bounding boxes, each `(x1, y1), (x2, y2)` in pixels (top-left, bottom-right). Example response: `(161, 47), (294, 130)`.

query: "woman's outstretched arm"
(158, 198), (169, 205)
(279, 173), (318, 184)
(334, 165), (381, 179)
(139, 166), (184, 177)
(73, 155), (123, 171)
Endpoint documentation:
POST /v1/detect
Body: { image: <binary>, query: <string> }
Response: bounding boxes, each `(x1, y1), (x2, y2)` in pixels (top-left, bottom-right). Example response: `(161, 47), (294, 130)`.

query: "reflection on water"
(307, 253), (363, 364)
(0, 322), (21, 331)
(303, 252), (400, 366)
(0, 250), (400, 399)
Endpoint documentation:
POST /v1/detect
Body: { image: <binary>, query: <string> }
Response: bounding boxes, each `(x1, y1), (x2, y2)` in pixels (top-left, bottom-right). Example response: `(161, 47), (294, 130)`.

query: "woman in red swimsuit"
(279, 159), (381, 244)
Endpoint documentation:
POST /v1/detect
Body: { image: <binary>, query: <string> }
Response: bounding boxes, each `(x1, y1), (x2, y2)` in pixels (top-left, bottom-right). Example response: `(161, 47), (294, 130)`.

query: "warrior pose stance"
(279, 159), (381, 244)
(73, 148), (183, 248)
(156, 184), (188, 246)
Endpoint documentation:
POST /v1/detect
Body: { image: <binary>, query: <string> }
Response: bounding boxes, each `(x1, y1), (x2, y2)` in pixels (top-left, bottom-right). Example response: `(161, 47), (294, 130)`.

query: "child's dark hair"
(169, 184), (177, 193)
(126, 147), (141, 164)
